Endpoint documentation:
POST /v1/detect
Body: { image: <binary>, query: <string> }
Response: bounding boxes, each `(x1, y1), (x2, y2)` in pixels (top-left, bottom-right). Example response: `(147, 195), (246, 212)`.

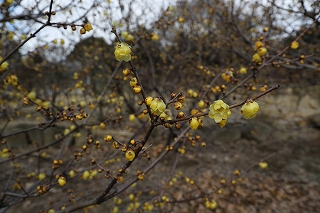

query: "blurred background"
(1, 0), (320, 212)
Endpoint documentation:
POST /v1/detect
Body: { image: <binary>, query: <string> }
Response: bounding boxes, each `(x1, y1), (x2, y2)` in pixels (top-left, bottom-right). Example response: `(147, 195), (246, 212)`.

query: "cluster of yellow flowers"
(207, 99), (259, 127)
(80, 23), (93, 34)
(143, 202), (154, 211)
(159, 109), (173, 123)
(82, 170), (98, 180)
(208, 100), (231, 128)
(3, 74), (18, 86)
(24, 90), (51, 109)
(52, 38), (65, 45)
(252, 39), (268, 64)
(114, 42), (132, 62)
(121, 31), (134, 42)
(205, 198), (217, 210)
(221, 70), (233, 83)
(128, 77), (142, 94)
(111, 36), (260, 131)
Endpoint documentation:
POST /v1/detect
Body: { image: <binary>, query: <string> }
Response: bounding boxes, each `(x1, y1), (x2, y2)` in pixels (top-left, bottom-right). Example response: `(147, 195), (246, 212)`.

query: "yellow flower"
(122, 68), (131, 76)
(125, 149), (135, 161)
(90, 170), (98, 179)
(84, 23), (93, 32)
(208, 100), (231, 124)
(4, 77), (11, 85)
(121, 31), (129, 38)
(198, 100), (205, 108)
(10, 75), (18, 86)
(99, 122), (106, 129)
(221, 71), (233, 83)
(82, 171), (90, 180)
(79, 100), (86, 107)
(241, 100), (259, 119)
(151, 34), (159, 41)
(104, 135), (113, 142)
(254, 41), (264, 50)
(129, 77), (138, 87)
(133, 85), (141, 93)
(41, 101), (51, 108)
(145, 96), (153, 106)
(58, 176), (67, 186)
(189, 117), (200, 130)
(217, 119), (227, 128)
(137, 172), (144, 181)
(205, 199), (217, 210)
(27, 91), (36, 100)
(0, 61), (9, 71)
(21, 34), (27, 40)
(150, 98), (166, 116)
(258, 47), (267, 56)
(239, 67), (247, 74)
(174, 101), (182, 110)
(129, 114), (136, 122)
(80, 28), (86, 34)
(259, 161), (268, 169)
(143, 202), (154, 211)
(38, 173), (46, 180)
(69, 170), (76, 178)
(291, 41), (299, 49)
(125, 34), (134, 42)
(114, 42), (131, 62)
(252, 53), (261, 63)
(159, 109), (172, 121)
(1, 148), (10, 158)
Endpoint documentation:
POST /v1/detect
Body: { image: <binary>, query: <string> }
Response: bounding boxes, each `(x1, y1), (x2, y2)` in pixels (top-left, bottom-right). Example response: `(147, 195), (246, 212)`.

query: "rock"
(240, 120), (274, 142)
(200, 127), (241, 143)
(297, 95), (320, 117)
(309, 113), (320, 129)
(213, 128), (242, 143)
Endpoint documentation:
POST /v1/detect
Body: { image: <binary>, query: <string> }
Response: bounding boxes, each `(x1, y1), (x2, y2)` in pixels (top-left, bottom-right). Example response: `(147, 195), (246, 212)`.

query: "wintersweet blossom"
(241, 100), (259, 119)
(150, 98), (166, 116)
(208, 100), (231, 127)
(114, 42), (131, 62)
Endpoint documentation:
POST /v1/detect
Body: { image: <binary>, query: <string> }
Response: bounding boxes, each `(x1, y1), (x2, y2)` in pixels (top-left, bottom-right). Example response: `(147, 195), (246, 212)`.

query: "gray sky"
(13, 0), (176, 56)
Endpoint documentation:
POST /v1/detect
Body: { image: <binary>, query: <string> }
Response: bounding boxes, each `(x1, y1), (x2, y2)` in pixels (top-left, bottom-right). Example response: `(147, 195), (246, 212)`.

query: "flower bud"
(189, 117), (200, 130)
(241, 100), (259, 119)
(125, 149), (135, 161)
(58, 176), (67, 186)
(114, 42), (132, 62)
